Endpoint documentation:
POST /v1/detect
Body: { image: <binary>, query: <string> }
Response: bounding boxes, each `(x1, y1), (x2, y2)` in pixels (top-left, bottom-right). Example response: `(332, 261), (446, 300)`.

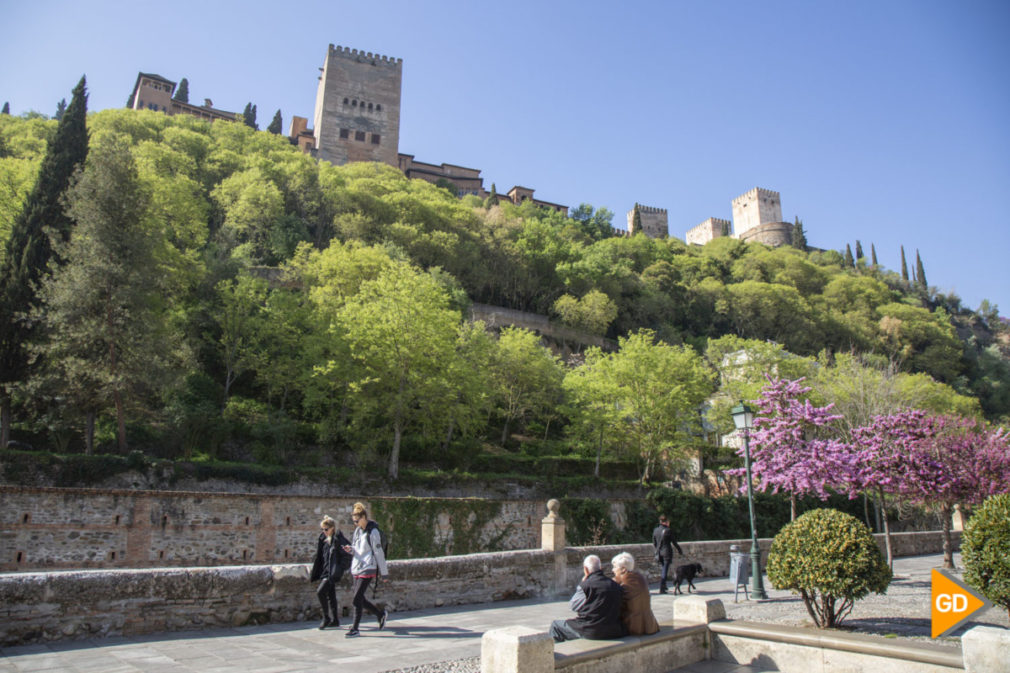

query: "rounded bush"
(962, 493), (1010, 619)
(767, 508), (891, 628)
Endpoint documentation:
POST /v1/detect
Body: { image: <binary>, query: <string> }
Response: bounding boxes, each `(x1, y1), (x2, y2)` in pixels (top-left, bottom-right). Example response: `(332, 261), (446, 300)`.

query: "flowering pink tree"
(730, 377), (856, 520)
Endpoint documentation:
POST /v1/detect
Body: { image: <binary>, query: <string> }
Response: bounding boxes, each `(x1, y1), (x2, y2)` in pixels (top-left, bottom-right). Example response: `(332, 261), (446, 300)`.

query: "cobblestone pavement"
(1, 553), (1003, 673)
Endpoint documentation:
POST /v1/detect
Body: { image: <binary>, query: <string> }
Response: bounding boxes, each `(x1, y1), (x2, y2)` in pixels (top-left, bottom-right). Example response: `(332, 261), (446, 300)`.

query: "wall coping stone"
(709, 619), (964, 669)
(553, 622), (707, 669)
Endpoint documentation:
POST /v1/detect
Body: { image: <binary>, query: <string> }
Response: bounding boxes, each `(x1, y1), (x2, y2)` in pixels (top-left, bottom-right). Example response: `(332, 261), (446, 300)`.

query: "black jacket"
(652, 524), (683, 560)
(571, 570), (624, 639)
(310, 530), (351, 582)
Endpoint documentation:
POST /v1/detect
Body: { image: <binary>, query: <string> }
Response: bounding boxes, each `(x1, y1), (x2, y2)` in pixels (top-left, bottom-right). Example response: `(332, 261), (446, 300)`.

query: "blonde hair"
(352, 502), (367, 519)
(320, 515), (335, 530)
(611, 552), (635, 573)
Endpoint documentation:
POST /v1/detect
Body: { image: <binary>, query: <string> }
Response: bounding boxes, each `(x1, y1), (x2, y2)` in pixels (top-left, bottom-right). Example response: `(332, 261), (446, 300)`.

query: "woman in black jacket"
(309, 515), (351, 629)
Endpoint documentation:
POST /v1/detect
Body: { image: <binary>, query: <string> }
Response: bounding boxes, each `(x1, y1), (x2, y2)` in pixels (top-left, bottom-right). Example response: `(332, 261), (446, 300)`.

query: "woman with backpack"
(341, 502), (388, 637)
(309, 515), (351, 629)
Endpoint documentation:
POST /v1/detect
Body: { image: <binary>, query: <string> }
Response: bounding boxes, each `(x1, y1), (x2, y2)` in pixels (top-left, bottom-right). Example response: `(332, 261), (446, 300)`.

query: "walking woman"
(341, 502), (388, 637)
(309, 515), (351, 629)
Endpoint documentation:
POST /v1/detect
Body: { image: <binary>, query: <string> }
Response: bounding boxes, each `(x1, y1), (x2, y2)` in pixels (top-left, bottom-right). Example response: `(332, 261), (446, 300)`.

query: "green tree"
(900, 245), (909, 282)
(791, 217), (807, 250)
(552, 289), (617, 335)
(1, 102), (9, 115)
(241, 102), (258, 130)
(962, 493), (1010, 619)
(877, 303), (963, 383)
(632, 203), (642, 233)
(489, 326), (564, 445)
(485, 182), (498, 208)
(563, 348), (625, 476)
(843, 244), (854, 268)
(54, 98), (67, 121)
(854, 240), (864, 262)
(570, 203), (615, 241)
(337, 261), (461, 478)
(267, 109), (282, 135)
(36, 136), (182, 452)
(870, 243), (878, 266)
(915, 249), (927, 290)
(604, 330), (716, 482)
(0, 75), (88, 449)
(214, 274), (268, 408)
(173, 78), (190, 103)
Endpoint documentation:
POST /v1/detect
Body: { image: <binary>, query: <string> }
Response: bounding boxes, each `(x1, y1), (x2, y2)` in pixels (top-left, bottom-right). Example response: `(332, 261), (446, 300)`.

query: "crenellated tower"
(313, 44), (403, 167)
(731, 187), (782, 238)
(627, 204), (669, 238)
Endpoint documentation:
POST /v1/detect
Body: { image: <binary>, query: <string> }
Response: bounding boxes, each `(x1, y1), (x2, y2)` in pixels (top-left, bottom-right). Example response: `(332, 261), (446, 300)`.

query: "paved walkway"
(2, 553), (1003, 673)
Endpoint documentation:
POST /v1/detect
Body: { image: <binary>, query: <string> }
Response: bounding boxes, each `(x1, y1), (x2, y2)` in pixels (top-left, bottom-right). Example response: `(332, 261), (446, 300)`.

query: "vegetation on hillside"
(0, 105), (1007, 482)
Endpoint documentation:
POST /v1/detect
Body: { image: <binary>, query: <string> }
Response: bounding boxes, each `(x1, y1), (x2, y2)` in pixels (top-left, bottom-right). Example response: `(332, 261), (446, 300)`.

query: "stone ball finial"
(546, 499), (560, 517)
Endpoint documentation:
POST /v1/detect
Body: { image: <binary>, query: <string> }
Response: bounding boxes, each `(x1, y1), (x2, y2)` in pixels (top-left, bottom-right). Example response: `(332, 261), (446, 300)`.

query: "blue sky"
(2, 0), (1008, 315)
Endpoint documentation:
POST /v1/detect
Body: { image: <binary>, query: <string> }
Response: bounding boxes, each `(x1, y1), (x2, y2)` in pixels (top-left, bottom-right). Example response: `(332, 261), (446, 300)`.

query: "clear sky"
(2, 0), (1008, 315)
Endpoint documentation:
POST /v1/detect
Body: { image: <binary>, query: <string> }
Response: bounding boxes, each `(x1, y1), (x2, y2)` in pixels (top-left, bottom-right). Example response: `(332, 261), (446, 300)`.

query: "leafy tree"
(0, 75), (88, 449)
(563, 348), (625, 476)
(570, 203), (616, 241)
(241, 102), (258, 130)
(790, 217), (807, 250)
(962, 493), (1010, 619)
(915, 249), (927, 290)
(552, 289), (617, 335)
(36, 136), (183, 453)
(337, 261), (461, 478)
(267, 109), (282, 135)
(173, 78), (190, 103)
(488, 326), (564, 445)
(900, 245), (909, 282)
(214, 274), (268, 407)
(876, 303), (962, 383)
(767, 508), (891, 628)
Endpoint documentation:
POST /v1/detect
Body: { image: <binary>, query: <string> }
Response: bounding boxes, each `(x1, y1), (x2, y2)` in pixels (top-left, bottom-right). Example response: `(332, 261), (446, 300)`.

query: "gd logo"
(931, 569), (992, 638)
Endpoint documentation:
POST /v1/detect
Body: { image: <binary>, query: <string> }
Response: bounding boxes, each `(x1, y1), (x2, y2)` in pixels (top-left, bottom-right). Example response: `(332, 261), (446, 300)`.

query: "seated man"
(550, 554), (624, 643)
(611, 551), (659, 636)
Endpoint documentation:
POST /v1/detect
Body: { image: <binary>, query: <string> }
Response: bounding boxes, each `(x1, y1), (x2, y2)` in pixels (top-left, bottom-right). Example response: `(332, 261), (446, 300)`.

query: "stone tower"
(313, 44), (403, 167)
(731, 187), (782, 238)
(627, 204), (669, 238)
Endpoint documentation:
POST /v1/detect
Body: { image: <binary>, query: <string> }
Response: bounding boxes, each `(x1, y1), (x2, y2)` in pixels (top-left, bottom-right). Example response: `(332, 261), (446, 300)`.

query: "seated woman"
(611, 551), (659, 636)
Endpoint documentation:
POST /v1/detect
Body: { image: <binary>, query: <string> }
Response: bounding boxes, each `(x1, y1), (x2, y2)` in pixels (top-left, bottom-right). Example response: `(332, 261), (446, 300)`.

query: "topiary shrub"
(767, 508), (891, 628)
(962, 492), (1010, 619)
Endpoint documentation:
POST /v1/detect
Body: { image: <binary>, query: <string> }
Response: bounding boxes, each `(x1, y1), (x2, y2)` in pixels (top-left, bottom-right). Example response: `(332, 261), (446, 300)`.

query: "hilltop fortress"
(131, 45), (797, 246)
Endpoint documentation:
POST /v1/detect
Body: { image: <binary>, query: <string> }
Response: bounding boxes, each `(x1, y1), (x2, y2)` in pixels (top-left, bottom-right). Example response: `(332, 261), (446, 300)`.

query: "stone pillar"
(541, 499), (565, 551)
(961, 625), (1010, 673)
(673, 596), (726, 625)
(481, 626), (554, 673)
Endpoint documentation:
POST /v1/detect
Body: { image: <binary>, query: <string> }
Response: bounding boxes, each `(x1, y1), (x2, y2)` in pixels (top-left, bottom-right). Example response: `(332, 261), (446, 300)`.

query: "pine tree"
(1, 102), (9, 115)
(172, 77), (189, 103)
(485, 183), (499, 208)
(855, 240), (864, 261)
(900, 246), (909, 282)
(844, 244), (854, 268)
(871, 243), (878, 266)
(791, 217), (807, 250)
(54, 98), (67, 121)
(241, 103), (258, 130)
(0, 76), (89, 449)
(915, 249), (927, 289)
(632, 203), (642, 234)
(267, 109), (283, 134)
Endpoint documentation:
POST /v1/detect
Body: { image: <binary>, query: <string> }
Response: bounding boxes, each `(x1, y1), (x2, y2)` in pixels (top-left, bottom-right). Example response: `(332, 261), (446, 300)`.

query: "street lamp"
(731, 402), (768, 600)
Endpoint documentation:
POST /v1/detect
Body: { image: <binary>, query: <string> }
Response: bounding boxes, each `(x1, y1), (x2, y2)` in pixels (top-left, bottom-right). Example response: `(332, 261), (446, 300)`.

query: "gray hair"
(583, 554), (602, 573)
(611, 552), (635, 573)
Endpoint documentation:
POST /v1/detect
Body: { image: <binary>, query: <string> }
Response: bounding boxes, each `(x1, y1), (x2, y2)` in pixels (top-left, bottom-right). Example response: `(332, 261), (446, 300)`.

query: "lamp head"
(731, 402), (755, 431)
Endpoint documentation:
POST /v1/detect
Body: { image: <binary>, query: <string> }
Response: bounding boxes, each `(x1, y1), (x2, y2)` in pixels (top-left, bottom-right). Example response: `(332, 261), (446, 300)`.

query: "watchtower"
(313, 44), (403, 167)
(731, 188), (782, 238)
(627, 204), (669, 238)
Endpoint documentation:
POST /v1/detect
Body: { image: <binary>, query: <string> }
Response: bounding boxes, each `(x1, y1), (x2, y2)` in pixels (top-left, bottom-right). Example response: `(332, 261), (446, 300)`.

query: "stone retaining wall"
(0, 531), (955, 646)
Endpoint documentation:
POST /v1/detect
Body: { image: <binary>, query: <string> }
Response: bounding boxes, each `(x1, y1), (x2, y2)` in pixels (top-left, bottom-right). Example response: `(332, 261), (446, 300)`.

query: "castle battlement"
(635, 204), (668, 215)
(731, 187), (780, 205)
(328, 44), (402, 66)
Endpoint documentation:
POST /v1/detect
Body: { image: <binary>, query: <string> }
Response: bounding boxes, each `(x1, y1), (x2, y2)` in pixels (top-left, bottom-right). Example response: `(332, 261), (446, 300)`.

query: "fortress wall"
(0, 531), (955, 646)
(0, 486), (543, 572)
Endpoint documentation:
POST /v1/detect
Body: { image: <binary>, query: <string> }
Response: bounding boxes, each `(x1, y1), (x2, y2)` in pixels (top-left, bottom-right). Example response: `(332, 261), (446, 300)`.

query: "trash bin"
(729, 544), (750, 602)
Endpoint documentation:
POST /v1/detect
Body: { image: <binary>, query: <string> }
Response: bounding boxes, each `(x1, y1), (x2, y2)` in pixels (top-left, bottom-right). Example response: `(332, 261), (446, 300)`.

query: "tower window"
(368, 103), (373, 110)
(376, 104), (382, 111)
(343, 97), (349, 105)
(355, 131), (366, 142)
(339, 128), (349, 139)
(352, 100), (357, 107)
(371, 134), (380, 145)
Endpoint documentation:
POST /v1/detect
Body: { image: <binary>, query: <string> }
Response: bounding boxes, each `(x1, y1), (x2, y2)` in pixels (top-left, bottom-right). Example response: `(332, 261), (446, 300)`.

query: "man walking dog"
(652, 514), (684, 594)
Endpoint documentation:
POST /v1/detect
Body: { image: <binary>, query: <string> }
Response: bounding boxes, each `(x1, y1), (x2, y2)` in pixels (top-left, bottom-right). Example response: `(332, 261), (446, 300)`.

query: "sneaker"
(345, 628), (360, 638)
(319, 618), (332, 630)
(377, 610), (387, 631)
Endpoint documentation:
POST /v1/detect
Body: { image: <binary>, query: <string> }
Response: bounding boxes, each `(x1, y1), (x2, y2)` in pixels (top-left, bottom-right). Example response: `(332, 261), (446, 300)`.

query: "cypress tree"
(172, 77), (189, 103)
(485, 183), (498, 208)
(915, 249), (927, 289)
(844, 244), (854, 268)
(900, 246), (909, 281)
(54, 98), (67, 121)
(0, 75), (89, 448)
(241, 103), (258, 130)
(791, 217), (807, 250)
(871, 243), (878, 266)
(267, 109), (283, 134)
(1, 102), (9, 115)
(632, 203), (642, 234)
(855, 240), (864, 261)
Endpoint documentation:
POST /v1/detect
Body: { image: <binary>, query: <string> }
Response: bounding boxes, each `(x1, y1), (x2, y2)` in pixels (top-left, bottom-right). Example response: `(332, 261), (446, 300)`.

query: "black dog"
(672, 563), (703, 594)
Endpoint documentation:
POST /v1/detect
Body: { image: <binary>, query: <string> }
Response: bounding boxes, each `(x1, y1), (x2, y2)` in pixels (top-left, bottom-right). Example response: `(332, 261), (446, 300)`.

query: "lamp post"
(731, 402), (768, 600)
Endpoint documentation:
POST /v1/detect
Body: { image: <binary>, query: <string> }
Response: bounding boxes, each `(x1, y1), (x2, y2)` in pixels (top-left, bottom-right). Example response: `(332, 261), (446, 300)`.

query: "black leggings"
(317, 577), (338, 621)
(351, 575), (381, 629)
